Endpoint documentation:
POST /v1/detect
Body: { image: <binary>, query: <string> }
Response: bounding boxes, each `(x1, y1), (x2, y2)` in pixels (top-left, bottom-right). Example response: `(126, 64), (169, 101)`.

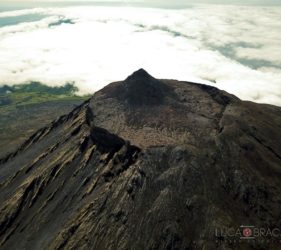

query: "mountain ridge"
(0, 69), (281, 250)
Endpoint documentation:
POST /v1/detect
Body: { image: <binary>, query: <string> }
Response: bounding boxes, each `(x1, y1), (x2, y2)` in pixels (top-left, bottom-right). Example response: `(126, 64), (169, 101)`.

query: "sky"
(1, 0), (281, 5)
(0, 2), (280, 106)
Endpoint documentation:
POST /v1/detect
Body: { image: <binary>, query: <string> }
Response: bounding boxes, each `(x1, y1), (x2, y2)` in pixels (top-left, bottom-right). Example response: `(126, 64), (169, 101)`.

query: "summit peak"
(121, 69), (170, 106)
(125, 68), (154, 81)
(99, 69), (172, 106)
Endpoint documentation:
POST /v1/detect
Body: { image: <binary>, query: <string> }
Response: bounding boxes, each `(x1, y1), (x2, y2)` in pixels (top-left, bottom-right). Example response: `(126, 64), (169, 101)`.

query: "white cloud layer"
(0, 4), (280, 106)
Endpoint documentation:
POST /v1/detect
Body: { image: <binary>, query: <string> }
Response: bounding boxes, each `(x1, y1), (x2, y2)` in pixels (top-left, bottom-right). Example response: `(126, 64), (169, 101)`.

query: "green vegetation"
(0, 81), (79, 95)
(0, 82), (90, 111)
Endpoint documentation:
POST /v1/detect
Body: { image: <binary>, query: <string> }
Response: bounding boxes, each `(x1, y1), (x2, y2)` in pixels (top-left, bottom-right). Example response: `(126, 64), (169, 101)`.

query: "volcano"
(0, 69), (281, 250)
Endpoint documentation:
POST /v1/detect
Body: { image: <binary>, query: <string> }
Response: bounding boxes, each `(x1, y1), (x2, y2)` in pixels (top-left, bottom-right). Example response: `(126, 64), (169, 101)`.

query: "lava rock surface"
(0, 69), (281, 250)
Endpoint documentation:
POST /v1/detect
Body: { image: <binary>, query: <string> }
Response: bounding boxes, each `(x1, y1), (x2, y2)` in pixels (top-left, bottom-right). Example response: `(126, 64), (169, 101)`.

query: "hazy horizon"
(1, 0), (281, 6)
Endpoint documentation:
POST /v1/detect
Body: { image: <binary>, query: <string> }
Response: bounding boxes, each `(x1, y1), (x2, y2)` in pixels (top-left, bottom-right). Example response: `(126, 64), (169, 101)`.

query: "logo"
(215, 225), (281, 244)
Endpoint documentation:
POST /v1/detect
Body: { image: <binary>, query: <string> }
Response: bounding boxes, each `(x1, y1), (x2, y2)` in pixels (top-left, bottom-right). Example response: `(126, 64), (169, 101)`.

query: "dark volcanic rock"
(106, 68), (173, 106)
(0, 70), (281, 250)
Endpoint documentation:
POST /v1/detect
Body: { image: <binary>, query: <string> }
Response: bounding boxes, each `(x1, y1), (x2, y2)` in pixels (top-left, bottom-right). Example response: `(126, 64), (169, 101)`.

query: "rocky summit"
(0, 69), (281, 250)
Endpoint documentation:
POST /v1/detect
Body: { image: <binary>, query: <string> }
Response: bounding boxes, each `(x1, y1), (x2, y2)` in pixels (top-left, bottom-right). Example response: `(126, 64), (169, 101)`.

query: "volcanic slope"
(0, 69), (281, 250)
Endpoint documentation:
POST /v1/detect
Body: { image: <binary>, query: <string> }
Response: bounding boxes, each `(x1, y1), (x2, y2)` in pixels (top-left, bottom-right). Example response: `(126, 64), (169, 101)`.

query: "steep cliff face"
(0, 69), (281, 250)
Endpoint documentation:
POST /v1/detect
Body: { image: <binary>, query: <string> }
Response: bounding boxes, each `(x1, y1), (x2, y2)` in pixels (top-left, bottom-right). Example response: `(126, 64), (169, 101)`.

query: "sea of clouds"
(0, 4), (280, 105)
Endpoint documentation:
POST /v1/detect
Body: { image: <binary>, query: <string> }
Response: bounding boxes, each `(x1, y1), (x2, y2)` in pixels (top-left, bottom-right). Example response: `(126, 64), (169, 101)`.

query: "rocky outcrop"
(0, 70), (281, 250)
